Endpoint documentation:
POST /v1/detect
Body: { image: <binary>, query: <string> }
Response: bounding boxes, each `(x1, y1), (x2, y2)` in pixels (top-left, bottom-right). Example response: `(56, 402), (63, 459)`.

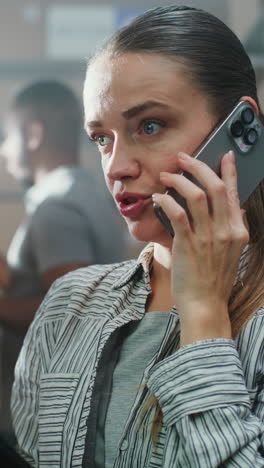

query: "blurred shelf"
(0, 191), (24, 202)
(0, 59), (87, 80)
(0, 54), (263, 83)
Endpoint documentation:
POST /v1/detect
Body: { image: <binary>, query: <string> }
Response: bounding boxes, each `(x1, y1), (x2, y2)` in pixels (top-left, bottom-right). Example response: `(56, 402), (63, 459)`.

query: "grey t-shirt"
(95, 312), (170, 468)
(0, 166), (127, 437)
(6, 166), (127, 297)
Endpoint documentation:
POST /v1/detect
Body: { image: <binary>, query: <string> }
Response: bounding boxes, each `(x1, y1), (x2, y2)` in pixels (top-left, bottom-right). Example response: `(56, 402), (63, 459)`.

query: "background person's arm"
(0, 199), (95, 330)
(0, 251), (11, 288)
(0, 262), (88, 330)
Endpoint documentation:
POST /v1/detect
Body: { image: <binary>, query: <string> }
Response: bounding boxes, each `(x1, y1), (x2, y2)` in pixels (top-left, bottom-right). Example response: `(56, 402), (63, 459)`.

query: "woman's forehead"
(83, 52), (194, 120)
(85, 52), (187, 88)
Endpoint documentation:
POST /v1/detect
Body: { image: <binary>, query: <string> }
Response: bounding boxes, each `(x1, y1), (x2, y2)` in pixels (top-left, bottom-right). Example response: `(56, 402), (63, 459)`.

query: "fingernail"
(228, 150), (235, 162)
(178, 152), (192, 160)
(160, 172), (169, 179)
(152, 193), (161, 202)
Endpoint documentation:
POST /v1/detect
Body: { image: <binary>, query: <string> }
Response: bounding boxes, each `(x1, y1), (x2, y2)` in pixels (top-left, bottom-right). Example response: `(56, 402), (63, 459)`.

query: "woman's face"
(84, 52), (217, 246)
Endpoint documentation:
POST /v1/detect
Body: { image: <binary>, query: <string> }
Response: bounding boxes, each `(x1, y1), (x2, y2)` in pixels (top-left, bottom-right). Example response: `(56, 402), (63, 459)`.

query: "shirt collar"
(112, 242), (154, 290)
(25, 166), (77, 214)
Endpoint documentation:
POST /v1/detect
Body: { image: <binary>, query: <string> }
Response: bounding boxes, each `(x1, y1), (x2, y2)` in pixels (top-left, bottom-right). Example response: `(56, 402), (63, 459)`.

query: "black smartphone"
(154, 100), (264, 237)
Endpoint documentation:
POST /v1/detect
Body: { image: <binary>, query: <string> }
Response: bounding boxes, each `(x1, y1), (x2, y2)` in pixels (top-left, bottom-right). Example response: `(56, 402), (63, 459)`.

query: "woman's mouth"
(116, 192), (152, 218)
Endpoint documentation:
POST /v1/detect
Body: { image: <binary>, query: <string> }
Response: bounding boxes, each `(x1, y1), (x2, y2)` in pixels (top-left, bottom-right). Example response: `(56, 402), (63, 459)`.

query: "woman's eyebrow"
(85, 120), (103, 130)
(85, 101), (169, 129)
(122, 101), (169, 120)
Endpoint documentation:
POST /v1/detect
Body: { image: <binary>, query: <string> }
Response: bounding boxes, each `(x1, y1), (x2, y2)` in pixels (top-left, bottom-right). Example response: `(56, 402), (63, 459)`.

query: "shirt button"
(120, 439), (129, 451)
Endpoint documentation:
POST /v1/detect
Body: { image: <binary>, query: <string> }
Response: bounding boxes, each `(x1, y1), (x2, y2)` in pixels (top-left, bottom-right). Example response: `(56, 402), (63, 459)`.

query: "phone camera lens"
(241, 108), (254, 124)
(231, 120), (244, 137)
(243, 128), (258, 145)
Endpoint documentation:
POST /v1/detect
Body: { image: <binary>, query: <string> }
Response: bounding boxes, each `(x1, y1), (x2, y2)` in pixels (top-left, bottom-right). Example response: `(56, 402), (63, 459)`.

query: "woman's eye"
(96, 135), (112, 147)
(142, 121), (163, 136)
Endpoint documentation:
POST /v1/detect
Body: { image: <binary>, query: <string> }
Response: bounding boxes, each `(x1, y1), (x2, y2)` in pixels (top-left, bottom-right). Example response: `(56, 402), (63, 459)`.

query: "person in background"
(0, 80), (127, 442)
(11, 5), (264, 467)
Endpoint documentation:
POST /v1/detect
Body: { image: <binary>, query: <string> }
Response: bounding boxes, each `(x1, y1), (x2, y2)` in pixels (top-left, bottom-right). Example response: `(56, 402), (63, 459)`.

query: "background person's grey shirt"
(7, 166), (127, 297)
(0, 165), (127, 439)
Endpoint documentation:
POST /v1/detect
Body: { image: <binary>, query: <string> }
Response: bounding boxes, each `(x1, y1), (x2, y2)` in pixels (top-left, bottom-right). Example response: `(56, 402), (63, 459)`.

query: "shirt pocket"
(39, 373), (80, 465)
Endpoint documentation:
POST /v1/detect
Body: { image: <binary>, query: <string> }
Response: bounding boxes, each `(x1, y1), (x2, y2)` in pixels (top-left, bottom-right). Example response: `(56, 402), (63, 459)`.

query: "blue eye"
(97, 135), (112, 147)
(142, 121), (162, 136)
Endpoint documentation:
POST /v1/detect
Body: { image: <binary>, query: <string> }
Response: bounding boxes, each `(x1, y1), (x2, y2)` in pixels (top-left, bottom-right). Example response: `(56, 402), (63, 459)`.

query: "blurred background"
(0, 0), (263, 257)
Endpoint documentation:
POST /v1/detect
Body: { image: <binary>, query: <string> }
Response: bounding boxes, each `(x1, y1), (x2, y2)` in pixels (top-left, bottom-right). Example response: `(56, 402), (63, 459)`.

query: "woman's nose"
(105, 142), (140, 181)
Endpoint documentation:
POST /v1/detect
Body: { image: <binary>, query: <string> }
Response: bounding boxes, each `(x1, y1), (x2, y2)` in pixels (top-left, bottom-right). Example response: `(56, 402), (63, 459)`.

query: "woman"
(11, 5), (264, 467)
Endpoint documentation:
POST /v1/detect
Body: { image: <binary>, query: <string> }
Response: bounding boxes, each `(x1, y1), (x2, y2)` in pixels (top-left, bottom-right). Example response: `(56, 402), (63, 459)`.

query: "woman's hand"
(152, 151), (249, 346)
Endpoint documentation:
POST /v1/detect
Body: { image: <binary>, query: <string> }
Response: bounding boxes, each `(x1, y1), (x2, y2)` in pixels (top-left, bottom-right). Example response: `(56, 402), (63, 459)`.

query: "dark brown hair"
(13, 80), (82, 158)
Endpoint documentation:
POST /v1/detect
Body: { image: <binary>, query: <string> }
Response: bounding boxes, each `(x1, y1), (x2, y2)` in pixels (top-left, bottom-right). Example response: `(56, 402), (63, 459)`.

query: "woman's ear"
(240, 96), (259, 115)
(26, 121), (44, 152)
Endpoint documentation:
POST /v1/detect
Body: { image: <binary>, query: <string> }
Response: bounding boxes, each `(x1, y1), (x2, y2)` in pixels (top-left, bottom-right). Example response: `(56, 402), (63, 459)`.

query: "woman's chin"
(127, 218), (171, 245)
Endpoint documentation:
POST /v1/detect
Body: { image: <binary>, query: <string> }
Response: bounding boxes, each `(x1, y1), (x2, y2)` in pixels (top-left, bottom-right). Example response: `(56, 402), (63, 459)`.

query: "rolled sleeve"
(147, 339), (251, 426)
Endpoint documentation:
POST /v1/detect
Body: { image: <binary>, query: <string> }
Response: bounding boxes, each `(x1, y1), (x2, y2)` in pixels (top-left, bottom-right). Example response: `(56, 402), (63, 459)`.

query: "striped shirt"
(11, 243), (264, 467)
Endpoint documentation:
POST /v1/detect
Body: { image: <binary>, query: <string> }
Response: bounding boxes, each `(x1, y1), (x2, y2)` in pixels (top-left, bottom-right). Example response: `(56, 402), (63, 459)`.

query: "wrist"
(179, 301), (232, 346)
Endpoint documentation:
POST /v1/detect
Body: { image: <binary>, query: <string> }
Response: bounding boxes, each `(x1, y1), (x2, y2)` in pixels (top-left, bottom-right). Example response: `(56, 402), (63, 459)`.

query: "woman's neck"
(145, 243), (175, 313)
(153, 242), (172, 274)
